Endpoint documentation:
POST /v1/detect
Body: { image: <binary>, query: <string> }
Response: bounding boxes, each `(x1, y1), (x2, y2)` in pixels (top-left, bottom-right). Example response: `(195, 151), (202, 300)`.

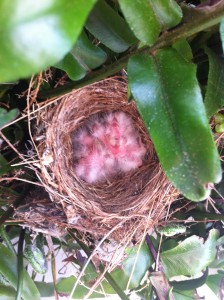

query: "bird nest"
(16, 77), (178, 242)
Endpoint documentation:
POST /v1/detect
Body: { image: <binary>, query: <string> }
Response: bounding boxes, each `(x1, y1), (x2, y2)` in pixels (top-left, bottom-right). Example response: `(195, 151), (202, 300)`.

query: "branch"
(38, 2), (224, 99)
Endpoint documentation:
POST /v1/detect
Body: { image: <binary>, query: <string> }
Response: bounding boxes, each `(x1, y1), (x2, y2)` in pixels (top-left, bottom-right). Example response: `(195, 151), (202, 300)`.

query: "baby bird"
(73, 111), (146, 184)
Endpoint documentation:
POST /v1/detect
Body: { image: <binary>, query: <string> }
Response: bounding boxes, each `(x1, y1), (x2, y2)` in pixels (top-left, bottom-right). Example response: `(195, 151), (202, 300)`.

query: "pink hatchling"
(73, 111), (147, 184)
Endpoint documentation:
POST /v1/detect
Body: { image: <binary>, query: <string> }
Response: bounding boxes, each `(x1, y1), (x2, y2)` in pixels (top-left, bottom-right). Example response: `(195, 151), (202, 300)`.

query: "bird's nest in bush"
(15, 77), (178, 243)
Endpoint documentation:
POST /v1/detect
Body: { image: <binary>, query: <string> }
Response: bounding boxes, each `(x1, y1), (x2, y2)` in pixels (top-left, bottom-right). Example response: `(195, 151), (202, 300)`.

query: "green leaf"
(0, 0), (97, 82)
(55, 53), (87, 81)
(56, 257), (105, 299)
(35, 282), (54, 297)
(0, 285), (17, 300)
(160, 229), (219, 278)
(56, 30), (107, 80)
(103, 243), (152, 292)
(172, 40), (193, 62)
(85, 0), (136, 53)
(58, 243), (152, 298)
(170, 268), (208, 290)
(172, 289), (195, 300)
(118, 0), (182, 46)
(0, 226), (16, 255)
(217, 235), (224, 246)
(121, 243), (152, 289)
(205, 271), (224, 297)
(0, 84), (14, 98)
(209, 250), (224, 268)
(204, 47), (224, 118)
(161, 239), (178, 252)
(137, 284), (153, 300)
(188, 210), (224, 222)
(149, 0), (182, 29)
(0, 243), (40, 300)
(56, 275), (102, 299)
(157, 224), (186, 237)
(0, 108), (18, 129)
(24, 244), (47, 274)
(71, 31), (107, 70)
(0, 273), (10, 286)
(118, 0), (160, 46)
(220, 19), (224, 54)
(0, 155), (12, 176)
(128, 49), (222, 201)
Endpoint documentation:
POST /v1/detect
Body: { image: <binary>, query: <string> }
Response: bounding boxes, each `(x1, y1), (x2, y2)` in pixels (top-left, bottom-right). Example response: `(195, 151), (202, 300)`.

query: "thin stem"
(16, 228), (26, 300)
(145, 234), (157, 263)
(67, 229), (130, 300)
(38, 2), (224, 99)
(0, 225), (16, 255)
(150, 2), (224, 51)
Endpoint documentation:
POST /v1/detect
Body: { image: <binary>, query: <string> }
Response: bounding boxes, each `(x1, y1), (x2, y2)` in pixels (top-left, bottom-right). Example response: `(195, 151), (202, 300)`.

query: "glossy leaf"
(172, 40), (193, 62)
(102, 243), (152, 292)
(170, 268), (208, 290)
(188, 210), (224, 222)
(56, 30), (107, 80)
(57, 243), (152, 298)
(56, 275), (102, 299)
(204, 47), (224, 118)
(24, 244), (47, 274)
(0, 273), (10, 286)
(35, 282), (54, 297)
(149, 0), (182, 29)
(220, 19), (224, 53)
(0, 285), (17, 300)
(160, 229), (219, 278)
(172, 289), (195, 300)
(0, 0), (97, 82)
(0, 108), (18, 129)
(0, 84), (15, 98)
(118, 0), (160, 46)
(56, 53), (87, 81)
(157, 224), (186, 237)
(0, 243), (40, 300)
(136, 285), (153, 300)
(85, 0), (136, 53)
(0, 226), (16, 255)
(118, 0), (182, 46)
(56, 257), (104, 299)
(128, 49), (222, 201)
(71, 31), (107, 70)
(120, 242), (152, 289)
(209, 250), (224, 268)
(217, 235), (224, 246)
(0, 155), (12, 176)
(205, 271), (224, 297)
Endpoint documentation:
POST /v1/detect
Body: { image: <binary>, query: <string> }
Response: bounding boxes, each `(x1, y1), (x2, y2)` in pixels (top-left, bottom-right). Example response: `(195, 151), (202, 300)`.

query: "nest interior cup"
(36, 77), (178, 240)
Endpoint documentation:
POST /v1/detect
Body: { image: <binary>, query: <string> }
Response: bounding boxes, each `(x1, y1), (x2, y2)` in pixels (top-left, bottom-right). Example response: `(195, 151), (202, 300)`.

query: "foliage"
(128, 48), (221, 201)
(0, 0), (97, 82)
(0, 0), (224, 299)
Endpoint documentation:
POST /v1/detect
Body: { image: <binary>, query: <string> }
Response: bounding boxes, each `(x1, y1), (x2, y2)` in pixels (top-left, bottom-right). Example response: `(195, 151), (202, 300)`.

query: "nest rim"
(27, 77), (179, 241)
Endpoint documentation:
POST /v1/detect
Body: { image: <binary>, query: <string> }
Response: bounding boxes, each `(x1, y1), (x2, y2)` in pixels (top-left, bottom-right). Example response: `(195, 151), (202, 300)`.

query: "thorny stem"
(38, 2), (224, 99)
